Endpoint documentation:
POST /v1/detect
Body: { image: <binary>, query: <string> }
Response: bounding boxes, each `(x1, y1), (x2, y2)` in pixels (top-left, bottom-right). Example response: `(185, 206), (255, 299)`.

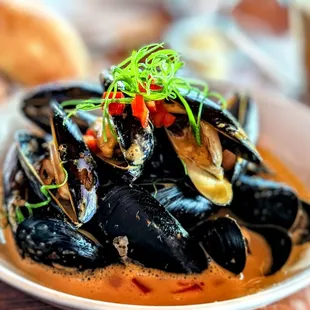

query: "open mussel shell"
(165, 88), (262, 164)
(246, 224), (292, 275)
(16, 218), (120, 270)
(225, 93), (269, 182)
(165, 116), (233, 206)
(50, 101), (99, 225)
(227, 93), (259, 145)
(15, 130), (78, 223)
(85, 184), (208, 274)
(230, 176), (300, 230)
(3, 145), (28, 233)
(193, 217), (247, 275)
(185, 161), (233, 206)
(291, 201), (310, 244)
(21, 81), (103, 133)
(156, 184), (219, 231)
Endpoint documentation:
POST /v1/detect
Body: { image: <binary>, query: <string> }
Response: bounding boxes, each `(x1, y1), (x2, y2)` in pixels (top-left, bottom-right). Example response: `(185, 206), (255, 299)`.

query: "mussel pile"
(2, 74), (310, 278)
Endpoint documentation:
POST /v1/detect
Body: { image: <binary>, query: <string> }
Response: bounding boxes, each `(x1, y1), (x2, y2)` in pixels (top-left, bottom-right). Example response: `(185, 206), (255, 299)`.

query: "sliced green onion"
(180, 159), (188, 175)
(23, 168), (68, 220)
(60, 43), (228, 145)
(15, 207), (25, 224)
(195, 101), (204, 146)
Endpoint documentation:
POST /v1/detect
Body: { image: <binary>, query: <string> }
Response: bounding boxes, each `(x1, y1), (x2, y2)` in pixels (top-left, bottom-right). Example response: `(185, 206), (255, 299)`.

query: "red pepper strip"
(146, 101), (157, 113)
(83, 135), (98, 153)
(138, 80), (162, 93)
(103, 91), (125, 115)
(150, 101), (176, 128)
(86, 128), (96, 137)
(150, 83), (162, 91)
(131, 94), (149, 128)
(138, 83), (146, 93)
(162, 112), (176, 128)
(132, 278), (151, 294)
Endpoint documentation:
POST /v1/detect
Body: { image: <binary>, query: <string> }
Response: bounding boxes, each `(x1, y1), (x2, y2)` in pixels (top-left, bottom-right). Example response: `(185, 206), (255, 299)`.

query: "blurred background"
(1, 0), (310, 106)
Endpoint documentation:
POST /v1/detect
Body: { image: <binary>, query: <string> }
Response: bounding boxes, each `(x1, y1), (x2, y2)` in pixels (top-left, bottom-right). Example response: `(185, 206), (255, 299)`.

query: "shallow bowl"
(0, 81), (309, 310)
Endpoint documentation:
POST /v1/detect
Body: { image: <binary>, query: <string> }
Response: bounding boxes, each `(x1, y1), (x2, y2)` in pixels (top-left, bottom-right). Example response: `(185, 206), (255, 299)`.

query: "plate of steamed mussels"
(0, 43), (310, 310)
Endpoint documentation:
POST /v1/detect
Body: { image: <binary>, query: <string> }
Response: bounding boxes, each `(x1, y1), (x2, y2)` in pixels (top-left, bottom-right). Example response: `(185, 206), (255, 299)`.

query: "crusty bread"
(0, 0), (90, 86)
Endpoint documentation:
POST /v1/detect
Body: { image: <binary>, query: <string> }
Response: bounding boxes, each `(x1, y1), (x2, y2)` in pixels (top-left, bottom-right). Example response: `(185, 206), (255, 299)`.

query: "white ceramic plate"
(0, 82), (310, 310)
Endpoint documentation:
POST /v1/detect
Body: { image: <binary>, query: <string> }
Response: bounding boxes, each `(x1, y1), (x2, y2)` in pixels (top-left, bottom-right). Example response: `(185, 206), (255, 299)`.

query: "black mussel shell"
(3, 145), (28, 232)
(166, 88), (262, 164)
(111, 106), (154, 175)
(225, 94), (269, 182)
(16, 218), (119, 270)
(3, 145), (23, 199)
(155, 183), (219, 232)
(138, 128), (184, 184)
(230, 176), (300, 230)
(22, 81), (103, 133)
(247, 224), (292, 275)
(15, 131), (75, 222)
(292, 201), (310, 244)
(227, 94), (259, 145)
(193, 217), (247, 275)
(85, 184), (208, 274)
(50, 101), (99, 225)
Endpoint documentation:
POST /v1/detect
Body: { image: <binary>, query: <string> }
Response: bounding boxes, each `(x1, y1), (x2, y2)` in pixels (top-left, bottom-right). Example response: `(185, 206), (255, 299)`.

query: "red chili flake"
(132, 278), (151, 293)
(172, 284), (203, 294)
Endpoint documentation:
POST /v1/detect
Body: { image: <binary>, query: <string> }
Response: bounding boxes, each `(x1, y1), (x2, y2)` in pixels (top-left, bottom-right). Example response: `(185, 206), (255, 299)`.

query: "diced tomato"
(146, 101), (157, 113)
(162, 112), (176, 128)
(131, 94), (149, 128)
(83, 135), (98, 152)
(102, 91), (125, 115)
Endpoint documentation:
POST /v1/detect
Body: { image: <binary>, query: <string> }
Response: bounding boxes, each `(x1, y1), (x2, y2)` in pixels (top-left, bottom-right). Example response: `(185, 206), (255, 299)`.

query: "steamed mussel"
(1, 43), (310, 306)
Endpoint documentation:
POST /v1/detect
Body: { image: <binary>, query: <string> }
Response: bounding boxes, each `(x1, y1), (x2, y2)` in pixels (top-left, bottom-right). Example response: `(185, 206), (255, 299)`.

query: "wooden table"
(1, 279), (310, 310)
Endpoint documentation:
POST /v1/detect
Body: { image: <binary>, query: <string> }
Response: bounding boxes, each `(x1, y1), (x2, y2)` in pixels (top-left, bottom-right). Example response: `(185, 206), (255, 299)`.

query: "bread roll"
(0, 0), (90, 86)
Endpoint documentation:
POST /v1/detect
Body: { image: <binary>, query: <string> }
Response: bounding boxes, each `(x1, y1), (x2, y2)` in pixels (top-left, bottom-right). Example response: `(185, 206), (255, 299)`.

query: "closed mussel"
(84, 184), (208, 274)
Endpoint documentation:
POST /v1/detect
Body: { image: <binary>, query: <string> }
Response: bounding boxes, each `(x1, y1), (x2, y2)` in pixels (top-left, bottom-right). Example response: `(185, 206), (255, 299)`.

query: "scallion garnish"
(61, 43), (227, 144)
(18, 168), (68, 222)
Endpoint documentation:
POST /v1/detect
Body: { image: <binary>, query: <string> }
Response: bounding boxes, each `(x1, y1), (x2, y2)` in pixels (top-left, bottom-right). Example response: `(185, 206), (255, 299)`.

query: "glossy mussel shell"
(84, 184), (208, 274)
(50, 101), (99, 225)
(166, 88), (262, 164)
(156, 185), (247, 274)
(230, 175), (300, 230)
(16, 218), (119, 270)
(15, 102), (99, 226)
(21, 81), (103, 133)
